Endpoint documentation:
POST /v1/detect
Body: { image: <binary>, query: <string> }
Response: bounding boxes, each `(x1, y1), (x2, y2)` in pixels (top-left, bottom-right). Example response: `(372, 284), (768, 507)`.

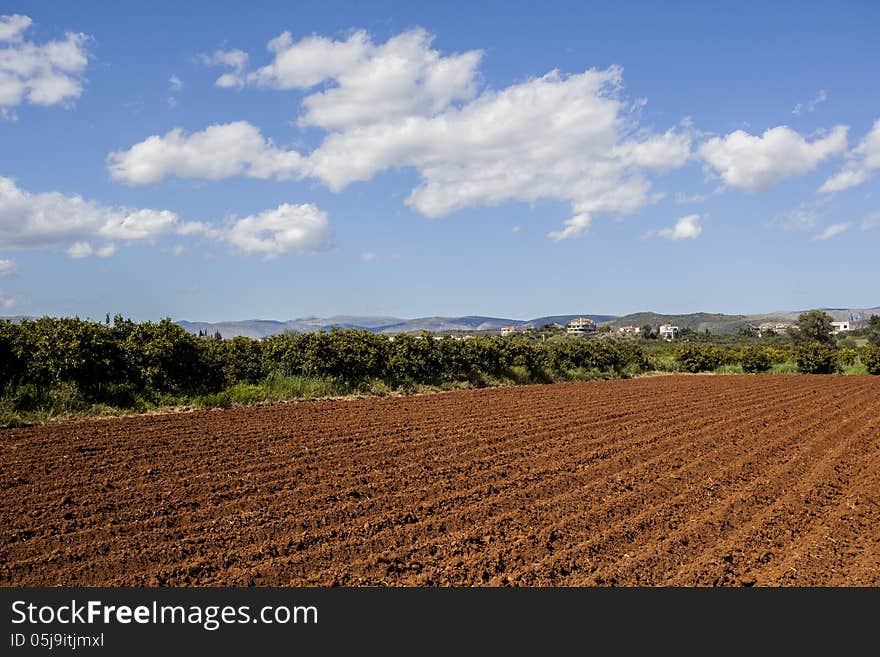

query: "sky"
(0, 0), (878, 322)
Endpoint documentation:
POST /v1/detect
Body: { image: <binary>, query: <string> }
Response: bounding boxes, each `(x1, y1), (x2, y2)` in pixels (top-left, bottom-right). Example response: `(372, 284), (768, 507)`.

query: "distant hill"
(177, 313), (623, 337)
(604, 312), (752, 334)
(604, 306), (880, 334)
(6, 305), (878, 338)
(528, 314), (618, 328)
(376, 316), (514, 334)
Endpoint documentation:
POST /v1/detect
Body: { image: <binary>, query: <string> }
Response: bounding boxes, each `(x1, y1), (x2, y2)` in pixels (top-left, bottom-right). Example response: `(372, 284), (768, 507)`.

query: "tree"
(640, 324), (655, 339)
(795, 310), (835, 344)
(867, 315), (880, 346)
(795, 343), (840, 374)
(864, 344), (880, 375)
(741, 346), (771, 373)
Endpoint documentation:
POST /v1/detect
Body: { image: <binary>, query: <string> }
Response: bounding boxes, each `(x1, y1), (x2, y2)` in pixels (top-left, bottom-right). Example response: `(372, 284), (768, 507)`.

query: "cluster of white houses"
(502, 318), (684, 340)
(756, 320), (854, 337)
(500, 316), (858, 340)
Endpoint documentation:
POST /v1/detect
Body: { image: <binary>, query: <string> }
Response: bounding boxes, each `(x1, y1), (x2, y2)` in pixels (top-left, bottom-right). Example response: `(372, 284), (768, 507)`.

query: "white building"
(617, 325), (641, 334)
(566, 317), (597, 335)
(500, 326), (518, 337)
(831, 320), (852, 334)
(757, 322), (793, 337)
(659, 324), (679, 341)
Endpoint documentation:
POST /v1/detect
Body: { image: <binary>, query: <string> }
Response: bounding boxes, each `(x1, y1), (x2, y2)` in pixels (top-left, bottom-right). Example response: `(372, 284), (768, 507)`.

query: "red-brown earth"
(2, 375), (879, 586)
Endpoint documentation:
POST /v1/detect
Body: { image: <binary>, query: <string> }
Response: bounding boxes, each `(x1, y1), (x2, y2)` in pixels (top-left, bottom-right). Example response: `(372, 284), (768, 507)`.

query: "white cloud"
(648, 213), (704, 240)
(812, 222), (851, 241)
(0, 177), (330, 259)
(511, 225), (521, 233)
(107, 121), (303, 184)
(819, 119), (880, 193)
(209, 28), (483, 130)
(0, 14), (90, 112)
(361, 251), (377, 262)
(699, 125), (847, 191)
(118, 29), (694, 239)
(548, 213), (593, 241)
(0, 176), (176, 255)
(0, 257), (16, 276)
(225, 203), (331, 259)
(168, 74), (183, 91)
(67, 241), (115, 259)
(200, 49), (248, 88)
(0, 14), (31, 41)
(98, 209), (178, 241)
(792, 89), (827, 116)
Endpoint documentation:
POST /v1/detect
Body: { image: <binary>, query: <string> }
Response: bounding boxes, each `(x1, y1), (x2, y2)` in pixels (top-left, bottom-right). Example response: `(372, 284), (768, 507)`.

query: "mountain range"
(175, 307), (879, 338)
(4, 307), (877, 338)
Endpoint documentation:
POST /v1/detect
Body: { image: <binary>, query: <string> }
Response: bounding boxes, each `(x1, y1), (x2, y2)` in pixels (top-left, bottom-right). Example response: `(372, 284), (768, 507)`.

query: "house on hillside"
(617, 325), (641, 334)
(831, 320), (852, 334)
(566, 317), (597, 335)
(500, 326), (518, 337)
(659, 324), (679, 341)
(757, 322), (793, 338)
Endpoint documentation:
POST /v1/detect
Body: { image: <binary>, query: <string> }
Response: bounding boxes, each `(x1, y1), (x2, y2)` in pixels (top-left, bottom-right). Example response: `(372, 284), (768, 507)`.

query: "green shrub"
(837, 348), (858, 367)
(863, 344), (880, 375)
(675, 344), (723, 373)
(741, 346), (771, 373)
(795, 343), (841, 374)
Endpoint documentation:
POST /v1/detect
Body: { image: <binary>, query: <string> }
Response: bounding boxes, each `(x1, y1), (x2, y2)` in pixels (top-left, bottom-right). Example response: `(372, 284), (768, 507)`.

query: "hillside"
(604, 312), (752, 334)
(6, 305), (878, 338)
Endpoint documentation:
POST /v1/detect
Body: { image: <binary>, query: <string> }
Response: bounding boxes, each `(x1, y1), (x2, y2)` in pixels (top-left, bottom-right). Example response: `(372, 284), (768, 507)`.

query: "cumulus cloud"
(645, 214), (704, 240)
(168, 74), (183, 91)
(120, 30), (695, 239)
(0, 176), (330, 259)
(792, 89), (827, 116)
(207, 28), (482, 130)
(699, 125), (847, 191)
(819, 119), (880, 193)
(107, 121), (303, 184)
(0, 176), (175, 256)
(812, 222), (851, 241)
(0, 14), (90, 114)
(225, 203), (330, 258)
(0, 257), (16, 276)
(67, 241), (115, 259)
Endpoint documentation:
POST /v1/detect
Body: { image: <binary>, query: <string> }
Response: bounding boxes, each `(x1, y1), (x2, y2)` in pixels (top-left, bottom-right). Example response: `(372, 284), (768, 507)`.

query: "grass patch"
(843, 361), (869, 375)
(714, 364), (745, 374)
(192, 376), (348, 409)
(648, 355), (681, 373)
(770, 361), (800, 374)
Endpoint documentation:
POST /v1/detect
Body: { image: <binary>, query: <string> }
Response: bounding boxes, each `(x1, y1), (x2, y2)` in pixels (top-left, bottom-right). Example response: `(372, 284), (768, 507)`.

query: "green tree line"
(0, 316), (650, 419)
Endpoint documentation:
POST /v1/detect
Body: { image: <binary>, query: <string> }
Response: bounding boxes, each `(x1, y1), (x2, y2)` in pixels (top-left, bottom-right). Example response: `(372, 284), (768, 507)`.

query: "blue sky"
(1, 0), (878, 321)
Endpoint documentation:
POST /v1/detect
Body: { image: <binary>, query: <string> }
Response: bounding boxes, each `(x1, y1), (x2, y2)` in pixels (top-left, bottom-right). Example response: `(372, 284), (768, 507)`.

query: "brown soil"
(2, 375), (879, 586)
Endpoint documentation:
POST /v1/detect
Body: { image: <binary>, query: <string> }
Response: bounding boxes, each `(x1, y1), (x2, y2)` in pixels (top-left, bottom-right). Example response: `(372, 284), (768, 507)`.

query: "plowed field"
(2, 375), (879, 586)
